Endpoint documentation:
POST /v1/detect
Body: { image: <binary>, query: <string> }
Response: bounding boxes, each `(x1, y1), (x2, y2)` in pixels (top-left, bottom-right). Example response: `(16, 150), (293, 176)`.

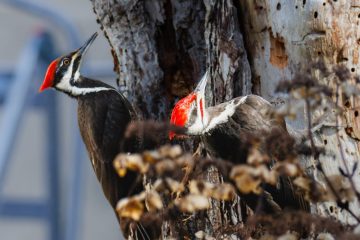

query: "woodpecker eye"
(63, 58), (70, 65)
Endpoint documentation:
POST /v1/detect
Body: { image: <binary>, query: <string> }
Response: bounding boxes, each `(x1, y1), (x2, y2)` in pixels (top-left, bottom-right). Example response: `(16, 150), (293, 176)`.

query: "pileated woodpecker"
(169, 72), (284, 162)
(170, 71), (308, 211)
(39, 33), (141, 213)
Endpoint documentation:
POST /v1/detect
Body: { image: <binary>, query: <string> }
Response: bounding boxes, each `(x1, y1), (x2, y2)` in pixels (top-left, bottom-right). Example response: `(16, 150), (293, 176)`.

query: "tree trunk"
(91, 0), (360, 238)
(239, 0), (360, 224)
(91, 0), (251, 238)
(91, 0), (251, 118)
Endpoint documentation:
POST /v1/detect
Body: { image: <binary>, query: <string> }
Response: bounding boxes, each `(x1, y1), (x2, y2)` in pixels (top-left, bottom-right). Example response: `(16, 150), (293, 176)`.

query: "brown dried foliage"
(114, 61), (360, 238)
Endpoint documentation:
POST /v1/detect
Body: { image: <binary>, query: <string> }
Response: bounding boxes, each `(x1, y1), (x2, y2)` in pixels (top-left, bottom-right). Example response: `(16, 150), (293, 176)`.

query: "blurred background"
(0, 0), (123, 239)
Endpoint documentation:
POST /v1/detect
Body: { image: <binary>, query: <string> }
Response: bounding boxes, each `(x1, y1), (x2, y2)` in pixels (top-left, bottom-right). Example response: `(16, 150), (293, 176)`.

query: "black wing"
(204, 95), (308, 212)
(78, 90), (141, 208)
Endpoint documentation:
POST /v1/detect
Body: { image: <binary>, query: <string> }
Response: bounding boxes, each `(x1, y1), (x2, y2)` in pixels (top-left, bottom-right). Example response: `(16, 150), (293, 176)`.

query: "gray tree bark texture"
(239, 0), (360, 225)
(91, 0), (360, 238)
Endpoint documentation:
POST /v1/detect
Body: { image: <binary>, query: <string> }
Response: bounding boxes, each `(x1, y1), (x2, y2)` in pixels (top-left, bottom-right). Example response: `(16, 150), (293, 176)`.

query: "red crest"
(169, 93), (196, 139)
(39, 59), (58, 92)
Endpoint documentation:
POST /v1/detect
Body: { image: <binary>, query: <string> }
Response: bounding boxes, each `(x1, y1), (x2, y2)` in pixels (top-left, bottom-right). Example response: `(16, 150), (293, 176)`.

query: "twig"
(305, 95), (360, 223)
(334, 84), (360, 201)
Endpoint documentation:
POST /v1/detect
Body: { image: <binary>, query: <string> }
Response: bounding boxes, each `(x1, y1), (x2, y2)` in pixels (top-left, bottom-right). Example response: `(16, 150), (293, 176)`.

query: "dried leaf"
(143, 150), (162, 163)
(294, 176), (333, 202)
(155, 159), (176, 175)
(274, 162), (300, 177)
(126, 154), (149, 173)
(211, 183), (236, 201)
(230, 165), (278, 194)
(258, 165), (278, 185)
(114, 162), (127, 177)
(174, 153), (193, 167)
(165, 178), (185, 194)
(188, 180), (212, 195)
(259, 234), (276, 240)
(159, 144), (182, 159)
(230, 165), (262, 194)
(189, 180), (235, 201)
(195, 230), (206, 239)
(152, 179), (165, 192)
(278, 232), (298, 240)
(247, 147), (270, 166)
(317, 233), (335, 240)
(145, 190), (163, 212)
(176, 194), (210, 212)
(113, 153), (149, 176)
(113, 154), (128, 177)
(293, 177), (311, 191)
(116, 193), (145, 221)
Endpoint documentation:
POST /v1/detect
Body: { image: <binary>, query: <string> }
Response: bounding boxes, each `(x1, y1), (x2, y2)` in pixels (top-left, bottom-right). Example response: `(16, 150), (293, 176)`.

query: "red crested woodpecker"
(39, 33), (141, 216)
(170, 71), (308, 212)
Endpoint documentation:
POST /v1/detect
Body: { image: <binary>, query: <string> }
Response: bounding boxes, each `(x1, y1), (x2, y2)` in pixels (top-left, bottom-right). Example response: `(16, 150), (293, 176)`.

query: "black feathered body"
(200, 95), (308, 211)
(202, 95), (284, 163)
(76, 77), (140, 208)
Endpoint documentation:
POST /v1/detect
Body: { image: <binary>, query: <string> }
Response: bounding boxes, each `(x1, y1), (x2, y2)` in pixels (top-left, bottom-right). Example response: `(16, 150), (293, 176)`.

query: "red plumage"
(39, 59), (58, 92)
(169, 93), (196, 139)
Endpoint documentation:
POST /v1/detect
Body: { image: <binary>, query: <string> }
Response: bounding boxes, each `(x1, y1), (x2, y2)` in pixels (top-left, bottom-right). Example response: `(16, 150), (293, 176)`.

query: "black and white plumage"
(170, 72), (283, 156)
(170, 72), (308, 212)
(39, 33), (141, 211)
(199, 94), (284, 164)
(76, 79), (140, 208)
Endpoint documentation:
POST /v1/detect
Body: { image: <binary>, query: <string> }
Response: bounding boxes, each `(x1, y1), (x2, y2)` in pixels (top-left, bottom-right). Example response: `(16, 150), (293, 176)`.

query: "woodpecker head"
(39, 32), (98, 94)
(169, 71), (209, 140)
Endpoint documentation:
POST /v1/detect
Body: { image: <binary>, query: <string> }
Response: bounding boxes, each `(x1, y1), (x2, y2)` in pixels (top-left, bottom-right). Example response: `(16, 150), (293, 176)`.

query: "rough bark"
(239, 0), (360, 224)
(91, 0), (251, 238)
(91, 0), (251, 119)
(91, 0), (360, 238)
(91, 0), (166, 119)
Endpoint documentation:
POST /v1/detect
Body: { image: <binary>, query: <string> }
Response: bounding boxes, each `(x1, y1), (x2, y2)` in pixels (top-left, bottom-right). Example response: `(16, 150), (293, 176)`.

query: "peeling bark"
(239, 0), (360, 224)
(91, 0), (360, 237)
(204, 0), (252, 105)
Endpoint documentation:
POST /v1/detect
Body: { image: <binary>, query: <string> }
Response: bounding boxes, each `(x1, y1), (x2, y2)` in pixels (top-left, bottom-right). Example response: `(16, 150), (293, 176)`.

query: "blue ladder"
(0, 1), (118, 239)
(0, 1), (85, 240)
(0, 32), (62, 240)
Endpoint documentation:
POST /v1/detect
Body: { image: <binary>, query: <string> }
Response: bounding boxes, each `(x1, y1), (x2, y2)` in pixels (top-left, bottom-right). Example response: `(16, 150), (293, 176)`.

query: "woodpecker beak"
(194, 71), (209, 125)
(77, 32), (98, 57)
(194, 71), (209, 94)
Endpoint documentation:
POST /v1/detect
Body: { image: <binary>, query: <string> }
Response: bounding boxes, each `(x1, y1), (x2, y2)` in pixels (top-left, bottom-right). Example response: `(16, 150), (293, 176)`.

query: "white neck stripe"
(187, 96), (248, 135)
(56, 72), (114, 96)
(55, 58), (115, 96)
(203, 96), (247, 132)
(66, 85), (114, 96)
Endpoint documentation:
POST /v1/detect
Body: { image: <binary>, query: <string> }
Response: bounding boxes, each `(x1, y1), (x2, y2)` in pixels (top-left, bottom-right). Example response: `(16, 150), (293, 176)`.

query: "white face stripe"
(57, 81), (113, 96)
(187, 112), (204, 135)
(204, 96), (248, 133)
(55, 57), (113, 96)
(186, 96), (248, 135)
(62, 57), (74, 82)
(187, 93), (207, 135)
